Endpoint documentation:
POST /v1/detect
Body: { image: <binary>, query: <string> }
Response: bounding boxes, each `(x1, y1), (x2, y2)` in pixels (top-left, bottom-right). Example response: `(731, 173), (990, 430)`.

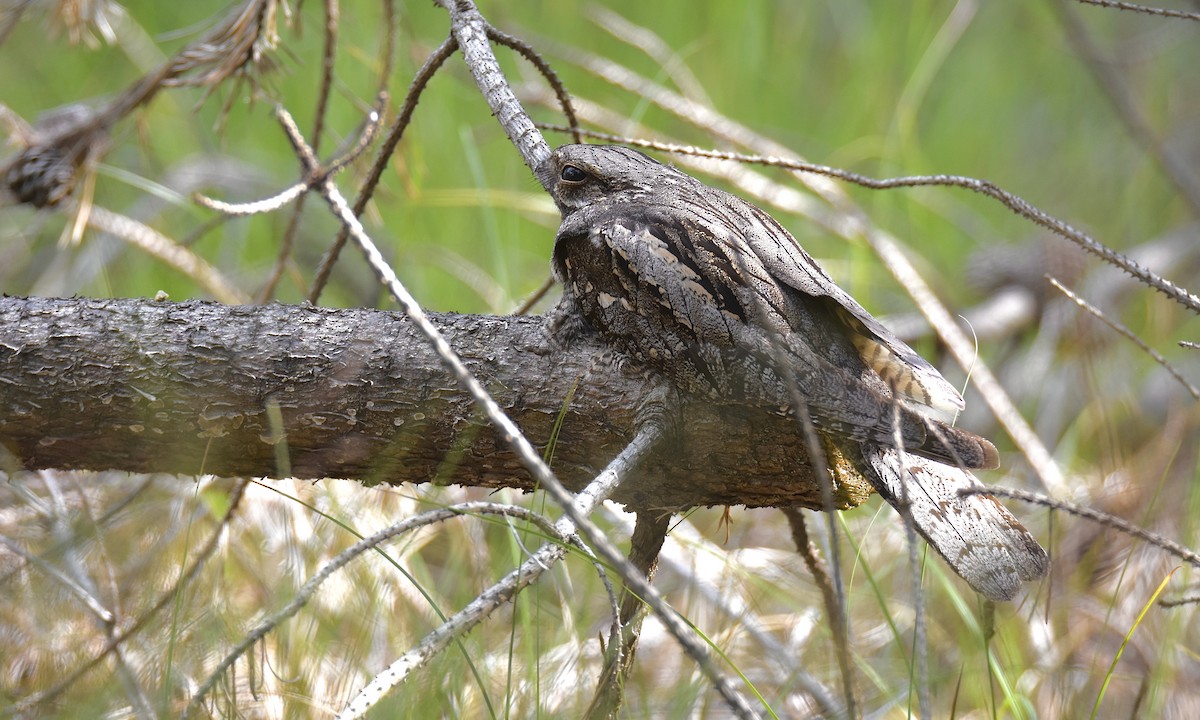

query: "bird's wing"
(555, 204), (997, 470)
(739, 203), (966, 415)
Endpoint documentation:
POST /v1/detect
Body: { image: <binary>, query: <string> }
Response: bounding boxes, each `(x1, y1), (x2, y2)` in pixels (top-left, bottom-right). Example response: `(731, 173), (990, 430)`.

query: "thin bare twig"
(194, 181), (307, 216)
(891, 403), (931, 720)
(963, 486), (1200, 570)
(511, 274), (555, 315)
(257, 0), (341, 302)
(542, 126), (1200, 318)
(1056, 0), (1200, 218)
(185, 502), (580, 717)
(337, 426), (660, 720)
(484, 24), (582, 144)
(194, 94), (386, 215)
(0, 534), (114, 624)
(436, 0), (551, 176)
(1074, 0), (1200, 21)
(630, 512), (844, 717)
(18, 479), (250, 715)
(1048, 276), (1199, 400)
(304, 13), (580, 313)
(1159, 593), (1200, 608)
(782, 508), (855, 720)
(199, 87), (385, 287)
(585, 510), (670, 720)
(307, 35), (458, 304)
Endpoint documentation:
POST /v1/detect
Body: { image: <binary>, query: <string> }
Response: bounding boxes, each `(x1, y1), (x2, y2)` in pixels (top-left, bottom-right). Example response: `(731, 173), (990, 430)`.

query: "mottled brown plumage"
(539, 144), (1048, 600)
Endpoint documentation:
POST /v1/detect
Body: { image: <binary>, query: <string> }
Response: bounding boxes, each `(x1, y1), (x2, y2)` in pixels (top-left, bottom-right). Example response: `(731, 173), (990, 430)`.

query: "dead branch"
(0, 295), (873, 512)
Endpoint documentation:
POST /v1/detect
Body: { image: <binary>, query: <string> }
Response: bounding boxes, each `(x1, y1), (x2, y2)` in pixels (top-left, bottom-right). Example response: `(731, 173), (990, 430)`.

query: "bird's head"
(538, 144), (686, 218)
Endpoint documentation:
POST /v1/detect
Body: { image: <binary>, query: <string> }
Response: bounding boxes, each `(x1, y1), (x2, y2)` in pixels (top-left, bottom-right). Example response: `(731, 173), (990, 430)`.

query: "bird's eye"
(560, 164), (587, 183)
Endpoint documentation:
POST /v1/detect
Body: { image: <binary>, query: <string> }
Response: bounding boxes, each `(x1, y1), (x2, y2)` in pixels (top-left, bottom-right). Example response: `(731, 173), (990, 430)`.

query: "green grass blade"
(1089, 566), (1179, 720)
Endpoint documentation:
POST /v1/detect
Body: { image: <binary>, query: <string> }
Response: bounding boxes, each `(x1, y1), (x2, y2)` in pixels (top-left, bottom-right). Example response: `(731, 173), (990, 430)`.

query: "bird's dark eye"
(560, 164), (587, 183)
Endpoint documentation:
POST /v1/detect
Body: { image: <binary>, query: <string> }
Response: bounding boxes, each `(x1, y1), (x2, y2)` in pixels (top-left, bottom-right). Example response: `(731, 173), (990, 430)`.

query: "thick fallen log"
(0, 296), (873, 511)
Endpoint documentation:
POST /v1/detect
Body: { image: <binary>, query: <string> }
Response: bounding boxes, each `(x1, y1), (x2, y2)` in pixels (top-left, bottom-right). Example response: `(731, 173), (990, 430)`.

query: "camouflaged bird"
(538, 144), (1048, 601)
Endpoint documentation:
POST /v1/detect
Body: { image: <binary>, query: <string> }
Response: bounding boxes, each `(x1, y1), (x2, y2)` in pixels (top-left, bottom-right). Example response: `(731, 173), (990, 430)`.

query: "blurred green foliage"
(3, 1), (1197, 311)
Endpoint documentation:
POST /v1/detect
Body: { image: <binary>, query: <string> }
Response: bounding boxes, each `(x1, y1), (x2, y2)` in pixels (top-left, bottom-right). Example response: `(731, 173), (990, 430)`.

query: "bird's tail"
(855, 444), (1049, 601)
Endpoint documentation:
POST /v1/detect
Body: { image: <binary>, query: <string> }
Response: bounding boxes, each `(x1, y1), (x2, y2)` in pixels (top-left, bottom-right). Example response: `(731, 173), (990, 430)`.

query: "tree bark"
(0, 296), (873, 511)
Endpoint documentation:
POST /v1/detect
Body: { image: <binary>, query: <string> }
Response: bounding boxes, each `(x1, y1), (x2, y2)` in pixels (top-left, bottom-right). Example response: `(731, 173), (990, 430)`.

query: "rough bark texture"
(0, 296), (874, 511)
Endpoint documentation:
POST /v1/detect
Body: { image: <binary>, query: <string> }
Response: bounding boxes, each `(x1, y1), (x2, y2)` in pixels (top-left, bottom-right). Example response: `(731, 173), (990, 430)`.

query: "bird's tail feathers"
(856, 444), (1048, 601)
